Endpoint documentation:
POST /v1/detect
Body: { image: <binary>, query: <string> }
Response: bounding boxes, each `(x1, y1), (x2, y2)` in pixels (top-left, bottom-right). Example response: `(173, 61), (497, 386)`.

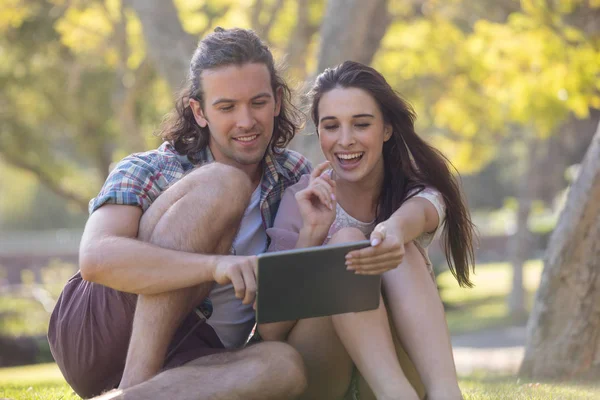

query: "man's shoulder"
(112, 142), (188, 178)
(271, 149), (312, 181)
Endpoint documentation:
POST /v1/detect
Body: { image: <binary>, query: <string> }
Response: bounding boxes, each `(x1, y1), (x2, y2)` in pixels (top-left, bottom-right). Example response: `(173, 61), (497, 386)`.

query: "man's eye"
(323, 125), (338, 130)
(220, 105), (234, 111)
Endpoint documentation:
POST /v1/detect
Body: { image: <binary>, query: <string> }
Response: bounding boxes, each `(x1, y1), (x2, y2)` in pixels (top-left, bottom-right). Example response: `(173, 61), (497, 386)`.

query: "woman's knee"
(328, 227), (366, 244)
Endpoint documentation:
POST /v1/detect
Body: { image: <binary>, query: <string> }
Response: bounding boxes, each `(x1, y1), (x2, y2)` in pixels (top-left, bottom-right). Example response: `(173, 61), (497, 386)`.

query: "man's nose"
(236, 106), (256, 130)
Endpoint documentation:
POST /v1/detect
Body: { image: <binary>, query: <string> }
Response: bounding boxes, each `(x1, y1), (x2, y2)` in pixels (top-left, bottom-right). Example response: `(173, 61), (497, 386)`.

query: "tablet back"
(256, 240), (380, 324)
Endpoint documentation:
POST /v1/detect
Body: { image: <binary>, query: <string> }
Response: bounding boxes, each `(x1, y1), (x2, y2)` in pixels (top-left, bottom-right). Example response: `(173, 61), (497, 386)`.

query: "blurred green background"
(0, 0), (599, 398)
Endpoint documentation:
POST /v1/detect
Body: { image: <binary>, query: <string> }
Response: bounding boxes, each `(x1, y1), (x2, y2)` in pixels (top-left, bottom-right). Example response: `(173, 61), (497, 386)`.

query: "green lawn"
(3, 260), (599, 399)
(1, 363), (599, 400)
(438, 260), (543, 334)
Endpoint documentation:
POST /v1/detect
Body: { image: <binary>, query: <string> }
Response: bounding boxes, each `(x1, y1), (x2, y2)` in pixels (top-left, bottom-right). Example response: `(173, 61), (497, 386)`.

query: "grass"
(438, 260), (543, 334)
(0, 363), (78, 399)
(3, 259), (598, 399)
(1, 363), (600, 400)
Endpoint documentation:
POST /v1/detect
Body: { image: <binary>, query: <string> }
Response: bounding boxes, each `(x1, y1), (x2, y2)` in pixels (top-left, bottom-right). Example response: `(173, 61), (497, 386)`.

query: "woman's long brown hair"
(310, 61), (476, 287)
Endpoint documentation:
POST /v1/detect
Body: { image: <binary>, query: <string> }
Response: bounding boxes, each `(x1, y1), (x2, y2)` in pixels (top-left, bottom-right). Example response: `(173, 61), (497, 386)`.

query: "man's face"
(190, 63), (281, 170)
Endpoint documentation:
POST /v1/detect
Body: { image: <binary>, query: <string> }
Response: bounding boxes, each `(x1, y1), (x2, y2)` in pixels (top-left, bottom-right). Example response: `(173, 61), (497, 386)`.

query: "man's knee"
(252, 342), (308, 396)
(139, 162), (253, 249)
(186, 162), (253, 207)
(329, 227), (366, 244)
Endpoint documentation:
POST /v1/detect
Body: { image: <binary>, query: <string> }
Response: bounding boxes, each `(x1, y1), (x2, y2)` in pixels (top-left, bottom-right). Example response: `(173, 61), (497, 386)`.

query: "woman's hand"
(295, 161), (337, 243)
(345, 223), (405, 275)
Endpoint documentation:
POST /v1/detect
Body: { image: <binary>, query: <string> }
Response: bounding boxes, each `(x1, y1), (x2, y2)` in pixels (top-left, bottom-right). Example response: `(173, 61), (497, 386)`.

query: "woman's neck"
(334, 159), (385, 223)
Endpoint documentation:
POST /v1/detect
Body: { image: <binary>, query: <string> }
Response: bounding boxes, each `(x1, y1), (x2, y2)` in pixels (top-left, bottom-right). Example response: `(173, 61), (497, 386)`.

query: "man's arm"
(79, 204), (218, 295)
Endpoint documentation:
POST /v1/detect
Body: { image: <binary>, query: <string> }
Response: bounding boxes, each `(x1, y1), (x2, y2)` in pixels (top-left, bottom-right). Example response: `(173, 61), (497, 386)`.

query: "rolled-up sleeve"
(88, 155), (167, 214)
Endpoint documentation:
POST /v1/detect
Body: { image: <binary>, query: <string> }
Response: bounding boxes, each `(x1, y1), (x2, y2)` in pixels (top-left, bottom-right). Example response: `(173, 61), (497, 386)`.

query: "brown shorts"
(48, 272), (227, 399)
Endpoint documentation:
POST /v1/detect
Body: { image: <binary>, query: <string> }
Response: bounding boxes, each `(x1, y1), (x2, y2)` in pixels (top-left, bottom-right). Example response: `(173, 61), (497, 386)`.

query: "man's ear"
(189, 98), (208, 128)
(384, 124), (393, 142)
(274, 86), (282, 117)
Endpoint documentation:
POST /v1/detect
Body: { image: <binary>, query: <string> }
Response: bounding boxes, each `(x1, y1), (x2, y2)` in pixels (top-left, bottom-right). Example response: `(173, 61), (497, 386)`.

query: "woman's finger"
(354, 268), (394, 275)
(310, 161), (331, 181)
(351, 257), (402, 271)
(314, 185), (333, 210)
(346, 249), (403, 266)
(369, 223), (387, 246)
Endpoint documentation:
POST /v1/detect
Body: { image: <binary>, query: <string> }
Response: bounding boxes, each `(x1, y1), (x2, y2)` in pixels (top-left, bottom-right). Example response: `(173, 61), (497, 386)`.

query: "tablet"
(256, 240), (381, 324)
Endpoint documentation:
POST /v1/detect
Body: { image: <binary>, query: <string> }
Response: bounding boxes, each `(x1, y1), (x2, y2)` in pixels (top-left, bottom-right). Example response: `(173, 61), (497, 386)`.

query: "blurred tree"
(0, 0), (168, 215)
(366, 0), (600, 318)
(520, 119), (600, 380)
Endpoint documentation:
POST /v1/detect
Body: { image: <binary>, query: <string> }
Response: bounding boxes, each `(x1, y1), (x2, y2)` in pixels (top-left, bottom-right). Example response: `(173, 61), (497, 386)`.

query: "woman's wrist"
(298, 226), (328, 247)
(384, 218), (407, 244)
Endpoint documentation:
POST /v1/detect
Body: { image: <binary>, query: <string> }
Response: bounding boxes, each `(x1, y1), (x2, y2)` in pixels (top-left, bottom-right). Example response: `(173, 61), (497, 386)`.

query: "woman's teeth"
(336, 152), (364, 162)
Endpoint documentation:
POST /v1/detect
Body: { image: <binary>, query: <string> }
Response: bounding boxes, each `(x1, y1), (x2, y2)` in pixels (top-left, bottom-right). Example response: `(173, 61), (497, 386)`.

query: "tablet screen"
(256, 240), (380, 323)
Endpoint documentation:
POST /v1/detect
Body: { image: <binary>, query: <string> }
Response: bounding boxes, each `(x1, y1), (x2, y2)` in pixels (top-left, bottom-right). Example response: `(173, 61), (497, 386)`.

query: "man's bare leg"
(119, 163), (253, 388)
(94, 342), (307, 400)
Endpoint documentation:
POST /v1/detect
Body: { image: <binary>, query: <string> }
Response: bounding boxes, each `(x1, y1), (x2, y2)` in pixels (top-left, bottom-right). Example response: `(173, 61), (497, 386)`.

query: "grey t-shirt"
(208, 184), (266, 348)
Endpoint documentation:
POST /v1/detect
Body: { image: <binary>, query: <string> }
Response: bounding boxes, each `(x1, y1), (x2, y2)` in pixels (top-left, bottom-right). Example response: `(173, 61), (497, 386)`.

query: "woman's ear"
(189, 98), (208, 128)
(383, 124), (393, 142)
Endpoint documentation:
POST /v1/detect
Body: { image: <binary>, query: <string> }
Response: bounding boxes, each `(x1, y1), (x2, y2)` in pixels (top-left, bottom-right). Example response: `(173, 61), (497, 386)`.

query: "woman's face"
(317, 87), (392, 184)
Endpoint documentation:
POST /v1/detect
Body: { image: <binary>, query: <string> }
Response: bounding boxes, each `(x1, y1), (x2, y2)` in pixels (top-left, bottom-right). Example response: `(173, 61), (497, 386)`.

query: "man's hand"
(345, 223), (405, 275)
(213, 255), (258, 305)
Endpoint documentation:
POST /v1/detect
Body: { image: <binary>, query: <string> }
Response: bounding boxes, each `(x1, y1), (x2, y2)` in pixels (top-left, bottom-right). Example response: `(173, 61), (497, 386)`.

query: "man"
(48, 27), (311, 400)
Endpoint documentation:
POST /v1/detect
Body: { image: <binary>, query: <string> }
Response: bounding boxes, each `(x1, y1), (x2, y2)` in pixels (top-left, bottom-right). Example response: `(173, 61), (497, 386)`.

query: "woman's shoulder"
(286, 174), (311, 195)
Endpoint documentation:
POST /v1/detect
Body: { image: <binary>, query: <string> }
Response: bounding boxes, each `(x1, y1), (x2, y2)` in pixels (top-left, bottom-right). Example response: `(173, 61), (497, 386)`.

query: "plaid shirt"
(90, 141), (312, 231)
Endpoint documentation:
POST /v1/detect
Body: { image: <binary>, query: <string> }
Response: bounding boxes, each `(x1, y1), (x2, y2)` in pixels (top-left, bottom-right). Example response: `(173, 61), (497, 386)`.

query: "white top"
(208, 184), (266, 348)
(324, 186), (446, 277)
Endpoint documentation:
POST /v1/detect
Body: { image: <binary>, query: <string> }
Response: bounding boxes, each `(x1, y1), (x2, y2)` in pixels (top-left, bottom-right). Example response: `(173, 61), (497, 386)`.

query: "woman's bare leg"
(329, 228), (419, 400)
(383, 242), (462, 400)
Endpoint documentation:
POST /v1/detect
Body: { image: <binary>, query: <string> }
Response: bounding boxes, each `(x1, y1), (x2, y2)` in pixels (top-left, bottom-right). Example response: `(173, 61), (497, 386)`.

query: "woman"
(259, 61), (475, 400)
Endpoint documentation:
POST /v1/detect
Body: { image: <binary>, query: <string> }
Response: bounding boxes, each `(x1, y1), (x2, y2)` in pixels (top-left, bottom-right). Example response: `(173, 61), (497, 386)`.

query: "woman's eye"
(355, 123), (371, 128)
(323, 125), (338, 130)
(253, 101), (267, 107)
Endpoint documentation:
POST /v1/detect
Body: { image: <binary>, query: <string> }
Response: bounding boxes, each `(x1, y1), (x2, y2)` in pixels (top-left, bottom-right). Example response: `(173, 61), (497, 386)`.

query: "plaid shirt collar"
(179, 145), (290, 186)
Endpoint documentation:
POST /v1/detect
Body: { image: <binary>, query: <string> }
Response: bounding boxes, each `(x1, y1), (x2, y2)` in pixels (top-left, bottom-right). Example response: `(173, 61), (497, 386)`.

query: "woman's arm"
(346, 189), (444, 275)
(385, 196), (440, 244)
(259, 163), (337, 340)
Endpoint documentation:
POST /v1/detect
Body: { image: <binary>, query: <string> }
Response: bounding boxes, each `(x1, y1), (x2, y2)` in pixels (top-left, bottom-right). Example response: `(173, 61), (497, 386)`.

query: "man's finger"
(229, 270), (246, 300)
(241, 265), (257, 305)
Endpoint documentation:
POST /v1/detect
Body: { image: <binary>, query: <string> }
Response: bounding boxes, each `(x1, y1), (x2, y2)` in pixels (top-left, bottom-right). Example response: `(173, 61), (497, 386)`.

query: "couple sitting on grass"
(48, 27), (475, 400)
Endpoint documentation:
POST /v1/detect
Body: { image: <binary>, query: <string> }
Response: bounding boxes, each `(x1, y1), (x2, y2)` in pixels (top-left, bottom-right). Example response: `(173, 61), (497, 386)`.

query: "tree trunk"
(317, 0), (390, 71)
(519, 120), (600, 380)
(507, 137), (540, 322)
(126, 0), (197, 91)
